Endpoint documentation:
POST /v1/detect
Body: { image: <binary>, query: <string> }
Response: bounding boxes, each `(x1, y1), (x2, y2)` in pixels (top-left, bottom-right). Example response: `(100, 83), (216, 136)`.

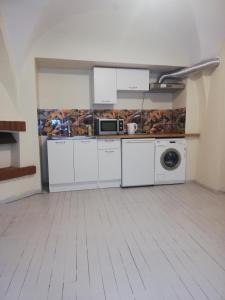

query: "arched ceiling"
(0, 0), (225, 70)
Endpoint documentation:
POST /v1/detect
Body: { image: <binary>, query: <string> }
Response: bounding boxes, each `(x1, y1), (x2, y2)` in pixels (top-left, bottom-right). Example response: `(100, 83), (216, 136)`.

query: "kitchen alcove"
(36, 57), (188, 185)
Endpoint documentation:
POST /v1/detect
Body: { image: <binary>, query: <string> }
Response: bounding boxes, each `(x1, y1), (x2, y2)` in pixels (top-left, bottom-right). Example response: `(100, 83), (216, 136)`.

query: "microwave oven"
(94, 119), (124, 135)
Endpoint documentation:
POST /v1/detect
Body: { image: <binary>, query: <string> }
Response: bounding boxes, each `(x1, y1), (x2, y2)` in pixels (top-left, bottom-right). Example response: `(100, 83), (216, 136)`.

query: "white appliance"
(127, 123), (138, 134)
(94, 118), (124, 135)
(155, 138), (186, 185)
(121, 139), (155, 187)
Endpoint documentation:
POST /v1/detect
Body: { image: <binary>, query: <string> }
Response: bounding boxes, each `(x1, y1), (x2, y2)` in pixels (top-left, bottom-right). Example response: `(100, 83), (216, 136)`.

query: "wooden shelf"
(0, 132), (16, 144)
(0, 166), (36, 181)
(0, 121), (26, 132)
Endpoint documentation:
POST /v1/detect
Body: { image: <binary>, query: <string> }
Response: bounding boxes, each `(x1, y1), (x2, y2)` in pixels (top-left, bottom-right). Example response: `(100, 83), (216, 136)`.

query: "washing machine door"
(160, 148), (181, 170)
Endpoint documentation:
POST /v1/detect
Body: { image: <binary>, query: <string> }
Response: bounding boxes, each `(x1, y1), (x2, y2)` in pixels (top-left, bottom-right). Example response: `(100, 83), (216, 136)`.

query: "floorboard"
(0, 183), (225, 300)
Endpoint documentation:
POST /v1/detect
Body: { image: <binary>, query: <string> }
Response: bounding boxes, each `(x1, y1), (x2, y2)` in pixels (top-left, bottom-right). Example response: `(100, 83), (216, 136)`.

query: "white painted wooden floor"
(0, 183), (225, 300)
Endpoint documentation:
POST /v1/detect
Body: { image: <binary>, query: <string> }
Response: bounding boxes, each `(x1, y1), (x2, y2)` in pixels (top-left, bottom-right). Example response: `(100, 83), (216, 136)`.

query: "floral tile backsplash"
(117, 110), (142, 132)
(38, 108), (186, 136)
(142, 109), (173, 134)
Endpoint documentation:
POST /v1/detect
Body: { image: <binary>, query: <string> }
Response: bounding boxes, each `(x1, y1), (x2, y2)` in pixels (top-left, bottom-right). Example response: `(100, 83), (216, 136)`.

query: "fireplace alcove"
(0, 121), (36, 181)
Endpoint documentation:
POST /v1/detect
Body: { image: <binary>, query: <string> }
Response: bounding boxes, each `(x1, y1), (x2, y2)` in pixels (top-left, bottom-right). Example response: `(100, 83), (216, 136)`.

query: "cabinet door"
(98, 148), (121, 181)
(74, 139), (98, 182)
(93, 67), (117, 104)
(47, 140), (74, 184)
(117, 69), (149, 91)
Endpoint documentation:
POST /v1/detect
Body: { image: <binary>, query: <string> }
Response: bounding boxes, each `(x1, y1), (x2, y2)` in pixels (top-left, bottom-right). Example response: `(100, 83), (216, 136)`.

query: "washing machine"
(155, 138), (186, 185)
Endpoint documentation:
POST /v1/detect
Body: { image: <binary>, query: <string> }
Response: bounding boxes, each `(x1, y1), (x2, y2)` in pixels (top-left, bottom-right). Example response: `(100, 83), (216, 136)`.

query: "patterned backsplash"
(38, 108), (186, 136)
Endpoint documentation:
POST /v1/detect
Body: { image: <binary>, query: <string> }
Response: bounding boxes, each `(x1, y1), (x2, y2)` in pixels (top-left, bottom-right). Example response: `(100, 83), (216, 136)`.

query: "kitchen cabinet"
(74, 139), (98, 182)
(48, 137), (122, 191)
(47, 140), (74, 185)
(98, 139), (121, 187)
(116, 68), (149, 91)
(93, 67), (117, 104)
(121, 139), (155, 187)
(47, 138), (98, 192)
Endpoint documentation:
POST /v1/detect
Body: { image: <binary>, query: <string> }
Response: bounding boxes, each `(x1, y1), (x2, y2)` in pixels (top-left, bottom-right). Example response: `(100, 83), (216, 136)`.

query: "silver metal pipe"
(158, 58), (220, 83)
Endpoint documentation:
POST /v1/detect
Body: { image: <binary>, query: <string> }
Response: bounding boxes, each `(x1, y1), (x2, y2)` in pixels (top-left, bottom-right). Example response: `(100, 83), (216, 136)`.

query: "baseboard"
(0, 189), (42, 204)
(98, 180), (121, 188)
(49, 182), (98, 192)
(188, 180), (225, 194)
(49, 180), (122, 192)
(154, 180), (185, 185)
(185, 179), (195, 183)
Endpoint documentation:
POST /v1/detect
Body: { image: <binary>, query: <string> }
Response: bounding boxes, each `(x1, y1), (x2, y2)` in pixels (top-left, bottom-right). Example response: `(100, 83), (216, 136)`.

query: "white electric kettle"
(127, 123), (138, 134)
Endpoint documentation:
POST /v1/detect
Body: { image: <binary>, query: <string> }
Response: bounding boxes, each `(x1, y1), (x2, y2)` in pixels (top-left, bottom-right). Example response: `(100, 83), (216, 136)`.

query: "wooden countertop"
(96, 133), (200, 139)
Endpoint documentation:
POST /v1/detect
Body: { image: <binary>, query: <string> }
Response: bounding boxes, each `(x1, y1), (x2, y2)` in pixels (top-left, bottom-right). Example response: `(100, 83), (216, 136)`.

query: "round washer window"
(160, 148), (181, 171)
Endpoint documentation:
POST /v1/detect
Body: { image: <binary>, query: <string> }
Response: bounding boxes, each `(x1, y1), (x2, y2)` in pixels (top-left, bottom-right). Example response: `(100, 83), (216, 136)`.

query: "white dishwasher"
(121, 138), (155, 187)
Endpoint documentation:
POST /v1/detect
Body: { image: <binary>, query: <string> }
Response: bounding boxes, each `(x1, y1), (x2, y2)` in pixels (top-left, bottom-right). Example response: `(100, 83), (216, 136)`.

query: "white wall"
(183, 77), (204, 182)
(0, 26), (20, 121)
(196, 43), (225, 191)
(37, 68), (172, 110)
(173, 74), (212, 182)
(172, 88), (187, 109)
(0, 26), (39, 203)
(0, 83), (19, 121)
(173, 42), (225, 191)
(173, 77), (202, 181)
(0, 0), (202, 70)
(1, 0), (225, 71)
(37, 68), (92, 109)
(0, 54), (42, 203)
(0, 145), (11, 168)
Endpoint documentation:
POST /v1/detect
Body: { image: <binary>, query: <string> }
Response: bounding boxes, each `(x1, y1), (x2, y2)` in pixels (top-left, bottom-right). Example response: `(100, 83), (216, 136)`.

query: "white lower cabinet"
(97, 139), (121, 188)
(74, 139), (98, 182)
(47, 138), (98, 192)
(47, 140), (74, 185)
(47, 138), (121, 192)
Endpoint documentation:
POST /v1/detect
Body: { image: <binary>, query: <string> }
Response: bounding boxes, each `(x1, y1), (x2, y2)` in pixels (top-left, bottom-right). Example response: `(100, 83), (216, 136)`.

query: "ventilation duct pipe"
(158, 58), (220, 84)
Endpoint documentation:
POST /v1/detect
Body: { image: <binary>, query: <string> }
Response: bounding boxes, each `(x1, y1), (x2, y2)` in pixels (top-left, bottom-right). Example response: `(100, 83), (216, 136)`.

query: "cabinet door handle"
(80, 140), (91, 143)
(129, 86), (138, 89)
(105, 150), (115, 153)
(55, 141), (66, 144)
(102, 100), (112, 103)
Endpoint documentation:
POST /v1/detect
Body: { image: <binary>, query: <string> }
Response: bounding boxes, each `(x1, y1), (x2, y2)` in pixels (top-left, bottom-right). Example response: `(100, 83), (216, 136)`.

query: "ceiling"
(0, 0), (225, 70)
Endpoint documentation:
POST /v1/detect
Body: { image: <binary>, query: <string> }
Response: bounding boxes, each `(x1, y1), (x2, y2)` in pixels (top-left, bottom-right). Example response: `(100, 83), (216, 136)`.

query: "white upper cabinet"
(93, 67), (117, 104)
(116, 68), (149, 91)
(93, 67), (150, 105)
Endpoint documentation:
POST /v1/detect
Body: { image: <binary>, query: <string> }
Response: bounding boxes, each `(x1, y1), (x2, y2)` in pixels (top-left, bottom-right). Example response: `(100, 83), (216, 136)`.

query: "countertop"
(95, 133), (200, 139)
(48, 133), (200, 140)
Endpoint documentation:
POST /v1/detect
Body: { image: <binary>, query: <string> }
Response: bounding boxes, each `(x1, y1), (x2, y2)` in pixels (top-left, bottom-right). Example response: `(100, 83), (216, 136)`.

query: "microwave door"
(101, 121), (117, 134)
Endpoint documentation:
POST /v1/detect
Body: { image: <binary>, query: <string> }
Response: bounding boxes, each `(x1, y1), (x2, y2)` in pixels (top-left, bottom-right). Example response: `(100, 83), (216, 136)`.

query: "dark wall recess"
(0, 132), (16, 144)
